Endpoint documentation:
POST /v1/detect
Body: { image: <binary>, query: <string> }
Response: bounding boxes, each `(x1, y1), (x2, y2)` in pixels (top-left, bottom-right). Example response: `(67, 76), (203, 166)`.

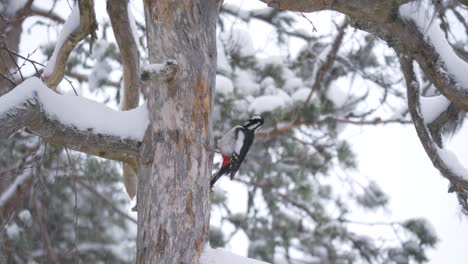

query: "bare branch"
(301, 21), (347, 113)
(77, 179), (137, 224)
(30, 6), (66, 23)
(256, 117), (410, 139)
(107, 0), (140, 110)
(42, 0), (97, 90)
(65, 70), (120, 88)
(257, 21), (347, 139)
(107, 0), (142, 198)
(221, 5), (316, 41)
(0, 77), (143, 166)
(400, 56), (468, 212)
(34, 199), (61, 264)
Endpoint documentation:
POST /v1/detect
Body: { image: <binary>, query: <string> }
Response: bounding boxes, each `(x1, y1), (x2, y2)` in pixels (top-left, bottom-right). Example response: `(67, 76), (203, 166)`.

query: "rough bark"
(136, 0), (218, 263)
(0, 0), (33, 95)
(107, 0), (141, 198)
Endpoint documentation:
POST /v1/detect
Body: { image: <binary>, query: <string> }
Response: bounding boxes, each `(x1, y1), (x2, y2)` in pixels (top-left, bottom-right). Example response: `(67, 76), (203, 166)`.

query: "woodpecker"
(210, 115), (264, 188)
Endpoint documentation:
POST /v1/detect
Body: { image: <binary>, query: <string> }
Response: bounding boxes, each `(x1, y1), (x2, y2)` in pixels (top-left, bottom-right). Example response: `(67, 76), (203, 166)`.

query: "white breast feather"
(234, 132), (244, 154)
(218, 126), (239, 155)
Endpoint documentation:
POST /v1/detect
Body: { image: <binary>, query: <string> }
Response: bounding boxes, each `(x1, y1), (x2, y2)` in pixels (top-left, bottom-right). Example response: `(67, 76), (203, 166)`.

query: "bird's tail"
(210, 166), (230, 189)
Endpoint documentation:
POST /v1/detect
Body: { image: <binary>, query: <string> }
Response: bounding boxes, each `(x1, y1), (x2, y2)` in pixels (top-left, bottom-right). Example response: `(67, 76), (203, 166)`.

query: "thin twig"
(300, 12), (317, 32)
(77, 179), (137, 224)
(64, 148), (79, 258)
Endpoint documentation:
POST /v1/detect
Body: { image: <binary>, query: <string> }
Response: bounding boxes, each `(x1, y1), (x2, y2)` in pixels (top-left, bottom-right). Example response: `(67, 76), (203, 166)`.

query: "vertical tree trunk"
(0, 0), (30, 95)
(137, 1), (218, 263)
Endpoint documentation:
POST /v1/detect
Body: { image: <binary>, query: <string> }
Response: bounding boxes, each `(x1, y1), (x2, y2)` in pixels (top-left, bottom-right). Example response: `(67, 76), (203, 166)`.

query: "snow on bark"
(0, 77), (148, 140)
(419, 94), (451, 124)
(399, 1), (468, 90)
(437, 148), (468, 182)
(43, 3), (80, 77)
(140, 60), (178, 82)
(200, 245), (269, 264)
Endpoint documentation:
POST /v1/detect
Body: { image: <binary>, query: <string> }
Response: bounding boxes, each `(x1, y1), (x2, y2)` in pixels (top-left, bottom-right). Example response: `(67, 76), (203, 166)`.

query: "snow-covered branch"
(140, 60), (179, 83)
(396, 1), (468, 111)
(42, 0), (97, 89)
(400, 56), (468, 213)
(0, 77), (146, 165)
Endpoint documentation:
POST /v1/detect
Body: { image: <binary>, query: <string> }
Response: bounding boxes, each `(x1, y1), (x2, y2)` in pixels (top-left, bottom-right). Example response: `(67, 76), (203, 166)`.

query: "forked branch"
(400, 56), (468, 213)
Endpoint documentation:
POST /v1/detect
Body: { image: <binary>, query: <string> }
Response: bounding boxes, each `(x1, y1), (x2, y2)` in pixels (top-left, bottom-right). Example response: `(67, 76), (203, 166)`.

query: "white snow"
(141, 61), (176, 79)
(6, 222), (21, 239)
(419, 95), (450, 124)
(234, 69), (260, 95)
(216, 75), (234, 95)
(217, 41), (232, 74)
(200, 245), (269, 264)
(437, 147), (468, 181)
(292, 88), (312, 102)
(399, 1), (468, 89)
(283, 77), (303, 93)
(222, 29), (255, 57)
(0, 77), (149, 140)
(249, 94), (290, 114)
(18, 209), (32, 226)
(326, 83), (348, 108)
(43, 3), (80, 77)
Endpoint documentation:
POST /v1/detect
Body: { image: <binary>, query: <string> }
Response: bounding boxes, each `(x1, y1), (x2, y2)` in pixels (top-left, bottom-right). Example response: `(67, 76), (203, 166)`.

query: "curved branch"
(107, 0), (140, 110)
(107, 0), (142, 198)
(0, 77), (145, 165)
(400, 56), (468, 212)
(42, 0), (97, 89)
(257, 0), (412, 22)
(352, 2), (468, 111)
(30, 6), (66, 23)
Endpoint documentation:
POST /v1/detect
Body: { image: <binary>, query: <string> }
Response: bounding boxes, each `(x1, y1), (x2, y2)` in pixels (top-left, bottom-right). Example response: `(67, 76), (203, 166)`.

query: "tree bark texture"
(107, 0), (141, 198)
(0, 0), (32, 95)
(137, 1), (218, 263)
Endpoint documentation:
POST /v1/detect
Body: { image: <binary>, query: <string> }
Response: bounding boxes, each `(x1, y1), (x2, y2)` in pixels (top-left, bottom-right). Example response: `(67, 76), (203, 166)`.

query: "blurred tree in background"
(4, 0), (468, 263)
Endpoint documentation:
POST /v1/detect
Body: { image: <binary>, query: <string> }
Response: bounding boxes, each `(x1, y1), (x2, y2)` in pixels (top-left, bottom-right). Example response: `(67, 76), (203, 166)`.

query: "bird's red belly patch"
(222, 155), (230, 167)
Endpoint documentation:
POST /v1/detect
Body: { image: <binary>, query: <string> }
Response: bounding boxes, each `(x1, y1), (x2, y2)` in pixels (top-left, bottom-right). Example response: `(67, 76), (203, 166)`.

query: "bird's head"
(243, 115), (264, 131)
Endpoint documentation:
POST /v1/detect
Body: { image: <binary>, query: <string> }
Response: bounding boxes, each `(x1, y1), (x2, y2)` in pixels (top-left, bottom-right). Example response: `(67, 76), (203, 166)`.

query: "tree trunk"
(0, 0), (30, 95)
(137, 1), (218, 263)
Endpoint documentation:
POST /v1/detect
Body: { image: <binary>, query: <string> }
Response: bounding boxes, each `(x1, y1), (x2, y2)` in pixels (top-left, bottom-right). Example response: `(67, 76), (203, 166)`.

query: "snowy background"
(3, 0), (468, 263)
(215, 1), (468, 263)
